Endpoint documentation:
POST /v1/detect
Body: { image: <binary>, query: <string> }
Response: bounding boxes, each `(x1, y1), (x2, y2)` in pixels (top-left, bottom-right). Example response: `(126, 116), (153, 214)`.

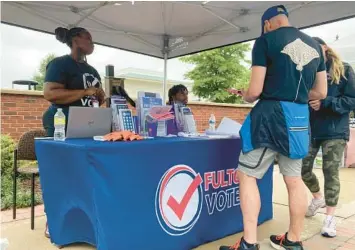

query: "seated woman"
(42, 26), (105, 137)
(42, 26), (105, 237)
(168, 84), (189, 105)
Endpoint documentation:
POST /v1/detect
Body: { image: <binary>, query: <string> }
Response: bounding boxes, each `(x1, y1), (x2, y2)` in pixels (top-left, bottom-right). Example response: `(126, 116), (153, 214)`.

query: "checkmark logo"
(167, 174), (203, 220)
(155, 165), (204, 236)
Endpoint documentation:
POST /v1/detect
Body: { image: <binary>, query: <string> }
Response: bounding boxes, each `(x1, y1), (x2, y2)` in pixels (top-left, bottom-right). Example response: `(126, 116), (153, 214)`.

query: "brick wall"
(1, 90), (49, 140)
(1, 89), (252, 140)
(189, 102), (251, 131)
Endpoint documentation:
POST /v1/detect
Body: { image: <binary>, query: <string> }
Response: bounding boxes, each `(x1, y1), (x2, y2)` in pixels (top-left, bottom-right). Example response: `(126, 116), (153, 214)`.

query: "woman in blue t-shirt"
(42, 26), (105, 137)
(42, 26), (105, 238)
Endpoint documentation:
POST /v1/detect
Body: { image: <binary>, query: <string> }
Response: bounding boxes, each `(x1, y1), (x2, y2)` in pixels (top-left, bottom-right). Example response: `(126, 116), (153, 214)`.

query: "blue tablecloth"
(35, 137), (273, 250)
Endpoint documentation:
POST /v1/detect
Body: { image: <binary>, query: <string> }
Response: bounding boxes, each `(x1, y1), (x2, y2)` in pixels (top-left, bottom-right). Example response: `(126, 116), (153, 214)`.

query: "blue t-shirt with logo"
(42, 55), (102, 136)
(45, 55), (101, 108)
(252, 26), (325, 104)
(239, 27), (326, 159)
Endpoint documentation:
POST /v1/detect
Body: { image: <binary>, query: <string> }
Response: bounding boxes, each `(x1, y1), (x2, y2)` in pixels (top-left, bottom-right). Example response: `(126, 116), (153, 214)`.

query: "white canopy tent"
(2, 1), (355, 102)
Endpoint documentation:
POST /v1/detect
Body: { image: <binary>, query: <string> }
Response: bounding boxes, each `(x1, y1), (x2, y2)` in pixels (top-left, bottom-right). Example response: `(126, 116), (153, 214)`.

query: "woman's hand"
(96, 88), (106, 105)
(84, 87), (98, 96)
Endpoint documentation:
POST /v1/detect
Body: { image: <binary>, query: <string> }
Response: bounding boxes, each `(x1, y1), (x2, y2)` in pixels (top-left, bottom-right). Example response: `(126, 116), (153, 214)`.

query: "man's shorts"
(238, 147), (302, 179)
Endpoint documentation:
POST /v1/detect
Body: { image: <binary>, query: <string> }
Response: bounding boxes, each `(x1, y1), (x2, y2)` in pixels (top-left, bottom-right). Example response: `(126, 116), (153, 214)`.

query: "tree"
(180, 44), (251, 103)
(33, 53), (56, 91)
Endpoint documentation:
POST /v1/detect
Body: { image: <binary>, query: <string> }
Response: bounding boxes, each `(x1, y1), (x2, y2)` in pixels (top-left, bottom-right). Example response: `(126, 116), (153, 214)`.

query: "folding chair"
(13, 129), (46, 230)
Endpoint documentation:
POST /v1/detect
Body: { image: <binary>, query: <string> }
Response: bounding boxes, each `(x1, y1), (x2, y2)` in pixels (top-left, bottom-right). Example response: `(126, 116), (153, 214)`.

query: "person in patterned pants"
(302, 37), (355, 238)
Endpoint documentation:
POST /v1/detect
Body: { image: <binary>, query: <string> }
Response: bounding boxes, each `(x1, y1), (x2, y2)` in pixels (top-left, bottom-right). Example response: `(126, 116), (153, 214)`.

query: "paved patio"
(1, 168), (355, 250)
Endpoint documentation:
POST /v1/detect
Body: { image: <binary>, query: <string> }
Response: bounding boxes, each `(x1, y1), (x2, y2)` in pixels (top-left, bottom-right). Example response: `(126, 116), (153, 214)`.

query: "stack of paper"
(206, 117), (242, 137)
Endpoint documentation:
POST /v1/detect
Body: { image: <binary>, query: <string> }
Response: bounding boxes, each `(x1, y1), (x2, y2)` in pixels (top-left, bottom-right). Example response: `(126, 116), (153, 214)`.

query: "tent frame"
(2, 1), (355, 103)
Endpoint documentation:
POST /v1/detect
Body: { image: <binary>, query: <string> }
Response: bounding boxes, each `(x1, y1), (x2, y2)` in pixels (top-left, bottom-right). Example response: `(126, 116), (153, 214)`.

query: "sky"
(1, 17), (355, 90)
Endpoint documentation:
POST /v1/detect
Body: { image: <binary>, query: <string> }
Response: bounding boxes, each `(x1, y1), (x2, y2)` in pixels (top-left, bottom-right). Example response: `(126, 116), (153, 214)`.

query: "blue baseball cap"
(261, 5), (289, 35)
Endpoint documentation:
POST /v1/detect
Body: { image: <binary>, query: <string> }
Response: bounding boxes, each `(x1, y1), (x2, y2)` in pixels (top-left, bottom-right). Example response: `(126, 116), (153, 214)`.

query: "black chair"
(13, 129), (46, 230)
(12, 80), (39, 90)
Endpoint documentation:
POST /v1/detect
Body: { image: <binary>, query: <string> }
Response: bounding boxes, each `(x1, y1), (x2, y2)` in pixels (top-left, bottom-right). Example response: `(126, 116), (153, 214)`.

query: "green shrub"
(0, 135), (43, 210)
(1, 176), (12, 201)
(1, 135), (15, 178)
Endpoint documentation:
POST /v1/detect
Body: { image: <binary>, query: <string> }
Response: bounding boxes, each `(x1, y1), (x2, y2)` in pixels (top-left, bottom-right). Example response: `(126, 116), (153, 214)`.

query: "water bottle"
(54, 108), (66, 141)
(209, 114), (216, 131)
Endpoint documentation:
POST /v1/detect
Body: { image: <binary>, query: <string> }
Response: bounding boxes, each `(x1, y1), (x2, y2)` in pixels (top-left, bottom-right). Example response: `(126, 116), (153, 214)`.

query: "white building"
(116, 68), (199, 101)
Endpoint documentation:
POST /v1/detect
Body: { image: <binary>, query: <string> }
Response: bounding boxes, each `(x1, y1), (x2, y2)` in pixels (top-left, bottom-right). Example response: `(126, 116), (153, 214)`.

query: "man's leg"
(284, 175), (308, 241)
(237, 170), (260, 244)
(301, 141), (325, 217)
(220, 148), (275, 250)
(269, 156), (306, 249)
(321, 139), (346, 237)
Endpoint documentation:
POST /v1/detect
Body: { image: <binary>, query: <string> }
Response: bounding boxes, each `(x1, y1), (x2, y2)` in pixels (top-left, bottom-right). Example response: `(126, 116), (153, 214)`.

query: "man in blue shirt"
(220, 5), (327, 250)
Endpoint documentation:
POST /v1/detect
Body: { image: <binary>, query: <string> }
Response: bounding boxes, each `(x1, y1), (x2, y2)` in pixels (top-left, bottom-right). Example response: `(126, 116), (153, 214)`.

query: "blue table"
(35, 137), (273, 250)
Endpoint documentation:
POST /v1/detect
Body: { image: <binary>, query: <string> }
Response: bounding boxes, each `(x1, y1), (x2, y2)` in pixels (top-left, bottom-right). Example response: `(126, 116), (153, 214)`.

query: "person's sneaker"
(270, 232), (304, 250)
(321, 216), (337, 238)
(219, 237), (260, 250)
(306, 198), (326, 217)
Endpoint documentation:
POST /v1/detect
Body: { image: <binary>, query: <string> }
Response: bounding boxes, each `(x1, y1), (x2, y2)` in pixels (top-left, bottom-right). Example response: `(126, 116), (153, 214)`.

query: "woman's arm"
(44, 82), (97, 105)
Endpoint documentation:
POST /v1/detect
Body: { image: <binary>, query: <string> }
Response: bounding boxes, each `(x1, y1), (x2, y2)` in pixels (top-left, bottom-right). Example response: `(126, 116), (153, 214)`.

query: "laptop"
(66, 107), (112, 138)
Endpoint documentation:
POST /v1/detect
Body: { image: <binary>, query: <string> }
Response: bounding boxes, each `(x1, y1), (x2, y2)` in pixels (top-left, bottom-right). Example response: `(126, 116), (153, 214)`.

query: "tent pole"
(162, 35), (169, 104)
(163, 52), (168, 104)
